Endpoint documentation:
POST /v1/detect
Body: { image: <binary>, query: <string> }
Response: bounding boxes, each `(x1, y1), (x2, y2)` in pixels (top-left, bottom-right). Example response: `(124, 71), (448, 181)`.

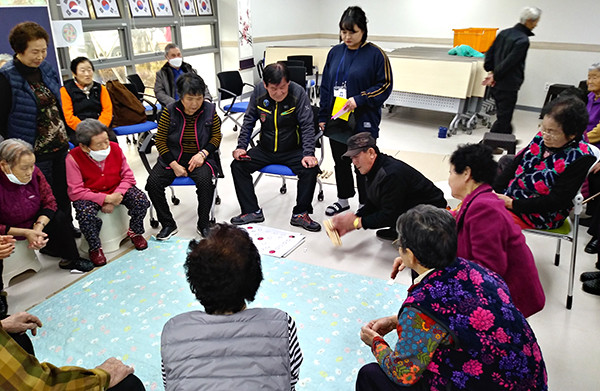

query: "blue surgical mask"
(6, 168), (30, 185)
(89, 145), (111, 162)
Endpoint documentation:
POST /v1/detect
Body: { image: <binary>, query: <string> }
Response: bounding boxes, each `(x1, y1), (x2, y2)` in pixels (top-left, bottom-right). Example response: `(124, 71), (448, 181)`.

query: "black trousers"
(490, 88), (519, 134)
(230, 146), (319, 215)
(330, 138), (366, 203)
(356, 363), (426, 391)
(36, 149), (74, 226)
(587, 172), (600, 238)
(145, 160), (215, 230)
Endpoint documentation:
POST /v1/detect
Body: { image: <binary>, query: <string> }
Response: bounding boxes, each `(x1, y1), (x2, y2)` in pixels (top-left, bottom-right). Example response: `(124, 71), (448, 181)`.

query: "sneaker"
(128, 230), (148, 250)
(376, 228), (397, 241)
(157, 226), (178, 241)
(580, 271), (600, 282)
(582, 278), (600, 296)
(231, 210), (265, 225)
(290, 212), (321, 232)
(59, 257), (95, 272)
(89, 248), (107, 266)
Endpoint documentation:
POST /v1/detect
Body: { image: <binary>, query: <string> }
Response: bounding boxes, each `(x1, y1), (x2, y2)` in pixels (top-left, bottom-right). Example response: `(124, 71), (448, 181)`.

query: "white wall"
(218, 0), (600, 108)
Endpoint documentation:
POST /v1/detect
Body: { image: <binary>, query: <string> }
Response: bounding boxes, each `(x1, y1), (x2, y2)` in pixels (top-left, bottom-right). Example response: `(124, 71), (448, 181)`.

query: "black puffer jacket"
(484, 23), (534, 91)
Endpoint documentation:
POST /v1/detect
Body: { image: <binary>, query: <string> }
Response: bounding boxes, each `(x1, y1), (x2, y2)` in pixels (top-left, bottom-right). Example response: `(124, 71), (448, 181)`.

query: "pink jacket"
(455, 184), (545, 318)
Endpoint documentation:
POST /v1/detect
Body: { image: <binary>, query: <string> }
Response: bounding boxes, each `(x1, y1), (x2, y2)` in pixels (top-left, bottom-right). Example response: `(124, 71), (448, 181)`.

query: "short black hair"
(396, 205), (457, 269)
(70, 56), (94, 74)
(9, 22), (49, 54)
(339, 6), (368, 45)
(541, 95), (589, 140)
(450, 143), (497, 185)
(176, 72), (206, 98)
(263, 62), (289, 86)
(184, 224), (263, 314)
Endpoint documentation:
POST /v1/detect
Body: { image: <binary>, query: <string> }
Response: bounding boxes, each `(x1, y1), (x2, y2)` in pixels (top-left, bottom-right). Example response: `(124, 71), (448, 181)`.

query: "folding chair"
(127, 74), (163, 114)
(287, 55), (319, 99)
(216, 71), (254, 132)
(252, 105), (325, 202)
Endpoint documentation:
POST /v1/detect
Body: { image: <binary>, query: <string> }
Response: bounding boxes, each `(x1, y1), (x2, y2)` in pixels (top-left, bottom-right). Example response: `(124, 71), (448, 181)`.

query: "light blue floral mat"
(29, 237), (407, 390)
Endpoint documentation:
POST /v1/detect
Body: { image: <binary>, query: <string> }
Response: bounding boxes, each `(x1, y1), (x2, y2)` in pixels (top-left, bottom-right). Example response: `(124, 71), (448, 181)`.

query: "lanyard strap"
(335, 46), (359, 86)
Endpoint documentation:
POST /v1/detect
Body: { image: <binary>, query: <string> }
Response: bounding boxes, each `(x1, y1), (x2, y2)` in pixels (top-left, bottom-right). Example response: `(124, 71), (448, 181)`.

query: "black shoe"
(290, 212), (321, 232)
(196, 226), (211, 238)
(231, 210), (265, 225)
(376, 228), (397, 241)
(582, 278), (600, 296)
(157, 226), (178, 241)
(59, 257), (94, 272)
(72, 227), (82, 238)
(580, 271), (600, 282)
(585, 238), (599, 254)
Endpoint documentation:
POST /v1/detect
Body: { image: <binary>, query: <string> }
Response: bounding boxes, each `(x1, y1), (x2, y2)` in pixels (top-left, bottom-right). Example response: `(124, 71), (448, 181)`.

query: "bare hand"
(96, 358), (135, 388)
(188, 152), (205, 171)
(105, 193), (123, 206)
(232, 148), (247, 160)
(0, 312), (43, 335)
(331, 212), (357, 237)
(170, 162), (187, 177)
(101, 203), (115, 214)
(24, 229), (48, 250)
(366, 315), (398, 336)
(0, 235), (16, 258)
(301, 155), (319, 169)
(345, 97), (357, 111)
(319, 122), (326, 131)
(482, 73), (496, 87)
(591, 162), (600, 174)
(495, 193), (514, 209)
(360, 325), (379, 347)
(390, 256), (406, 279)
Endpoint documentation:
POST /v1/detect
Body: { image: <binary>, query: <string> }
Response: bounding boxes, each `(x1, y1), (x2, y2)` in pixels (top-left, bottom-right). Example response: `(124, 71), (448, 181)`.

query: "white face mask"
(89, 145), (111, 162)
(168, 57), (183, 68)
(6, 168), (30, 185)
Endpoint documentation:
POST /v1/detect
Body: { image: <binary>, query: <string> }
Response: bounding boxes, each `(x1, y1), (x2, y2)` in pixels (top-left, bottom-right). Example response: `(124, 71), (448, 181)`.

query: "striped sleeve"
(288, 314), (303, 390)
(155, 108), (176, 164)
(205, 111), (222, 155)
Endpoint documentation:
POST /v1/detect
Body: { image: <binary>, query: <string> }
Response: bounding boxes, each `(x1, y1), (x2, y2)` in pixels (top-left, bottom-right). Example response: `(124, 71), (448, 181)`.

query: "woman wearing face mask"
(0, 139), (94, 316)
(66, 119), (150, 266)
(60, 56), (116, 144)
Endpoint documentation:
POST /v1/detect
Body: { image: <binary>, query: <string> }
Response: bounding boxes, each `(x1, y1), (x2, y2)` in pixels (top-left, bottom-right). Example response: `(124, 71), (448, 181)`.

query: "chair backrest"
(288, 66), (307, 89)
(280, 60), (304, 68)
(288, 55), (314, 76)
(127, 74), (146, 97)
(256, 59), (264, 79)
(217, 71), (244, 100)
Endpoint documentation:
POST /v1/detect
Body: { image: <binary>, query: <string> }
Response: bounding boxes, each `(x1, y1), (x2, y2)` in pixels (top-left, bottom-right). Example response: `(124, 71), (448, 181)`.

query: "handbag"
(323, 113), (356, 144)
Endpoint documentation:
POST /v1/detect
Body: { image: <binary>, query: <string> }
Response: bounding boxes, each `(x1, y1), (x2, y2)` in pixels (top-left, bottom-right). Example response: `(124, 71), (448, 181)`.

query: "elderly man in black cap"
(330, 132), (447, 240)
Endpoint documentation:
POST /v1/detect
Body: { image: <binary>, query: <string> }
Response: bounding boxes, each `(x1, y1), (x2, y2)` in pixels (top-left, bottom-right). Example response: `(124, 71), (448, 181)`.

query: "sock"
(336, 198), (349, 208)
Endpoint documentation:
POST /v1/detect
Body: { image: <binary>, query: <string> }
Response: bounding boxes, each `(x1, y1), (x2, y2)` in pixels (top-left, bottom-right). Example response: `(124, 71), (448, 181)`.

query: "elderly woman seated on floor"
(356, 205), (548, 391)
(494, 95), (597, 230)
(448, 143), (545, 317)
(0, 139), (94, 317)
(161, 223), (303, 390)
(66, 119), (150, 266)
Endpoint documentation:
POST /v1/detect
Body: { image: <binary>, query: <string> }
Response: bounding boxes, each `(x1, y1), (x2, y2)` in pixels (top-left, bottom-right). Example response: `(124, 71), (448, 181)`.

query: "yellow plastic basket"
(452, 28), (498, 53)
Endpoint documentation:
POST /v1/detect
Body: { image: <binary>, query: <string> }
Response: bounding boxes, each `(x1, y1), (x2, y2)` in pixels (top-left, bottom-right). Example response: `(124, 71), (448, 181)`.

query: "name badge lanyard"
(334, 46), (360, 90)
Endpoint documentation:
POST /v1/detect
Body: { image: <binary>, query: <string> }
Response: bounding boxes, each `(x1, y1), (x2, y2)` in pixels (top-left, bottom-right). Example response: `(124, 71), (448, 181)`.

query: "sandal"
(325, 202), (350, 216)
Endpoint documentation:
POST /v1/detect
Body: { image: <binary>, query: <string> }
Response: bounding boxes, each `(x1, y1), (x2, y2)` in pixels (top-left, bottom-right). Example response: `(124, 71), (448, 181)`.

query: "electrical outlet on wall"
(544, 82), (552, 91)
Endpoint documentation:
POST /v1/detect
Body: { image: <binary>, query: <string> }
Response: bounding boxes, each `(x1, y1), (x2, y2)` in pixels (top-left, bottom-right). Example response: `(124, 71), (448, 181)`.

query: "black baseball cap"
(342, 132), (376, 158)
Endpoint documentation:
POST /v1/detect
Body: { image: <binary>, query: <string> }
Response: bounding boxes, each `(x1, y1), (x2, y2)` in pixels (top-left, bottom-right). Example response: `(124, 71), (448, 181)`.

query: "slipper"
(325, 202), (350, 216)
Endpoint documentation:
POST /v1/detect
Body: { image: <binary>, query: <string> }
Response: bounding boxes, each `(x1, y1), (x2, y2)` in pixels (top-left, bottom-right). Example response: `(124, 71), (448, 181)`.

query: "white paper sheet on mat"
(242, 225), (305, 257)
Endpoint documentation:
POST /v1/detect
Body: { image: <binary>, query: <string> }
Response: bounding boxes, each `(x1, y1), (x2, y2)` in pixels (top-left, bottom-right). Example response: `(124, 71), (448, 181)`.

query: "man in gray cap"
(330, 132), (447, 240)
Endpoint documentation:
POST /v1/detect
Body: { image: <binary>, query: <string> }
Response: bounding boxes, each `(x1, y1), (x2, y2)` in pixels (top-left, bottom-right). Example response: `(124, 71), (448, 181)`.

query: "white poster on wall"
(51, 20), (84, 48)
(237, 0), (253, 70)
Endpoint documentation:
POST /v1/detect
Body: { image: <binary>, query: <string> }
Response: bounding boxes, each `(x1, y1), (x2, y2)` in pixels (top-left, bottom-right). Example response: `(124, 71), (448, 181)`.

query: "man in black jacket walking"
(483, 6), (542, 134)
(330, 132), (447, 241)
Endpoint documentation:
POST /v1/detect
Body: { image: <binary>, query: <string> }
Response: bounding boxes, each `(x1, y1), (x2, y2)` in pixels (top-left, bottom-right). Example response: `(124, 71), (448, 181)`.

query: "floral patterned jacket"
(373, 258), (548, 390)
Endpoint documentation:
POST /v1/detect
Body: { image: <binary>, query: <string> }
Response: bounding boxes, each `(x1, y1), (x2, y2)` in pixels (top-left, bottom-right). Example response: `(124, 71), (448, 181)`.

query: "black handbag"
(323, 113), (356, 144)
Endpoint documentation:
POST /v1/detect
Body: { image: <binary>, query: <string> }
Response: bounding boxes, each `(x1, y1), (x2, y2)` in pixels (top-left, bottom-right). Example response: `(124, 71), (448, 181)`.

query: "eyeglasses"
(538, 124), (563, 139)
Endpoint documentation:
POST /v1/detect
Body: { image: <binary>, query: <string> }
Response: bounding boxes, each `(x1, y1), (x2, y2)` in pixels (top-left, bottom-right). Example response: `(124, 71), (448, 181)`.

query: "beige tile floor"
(5, 106), (600, 390)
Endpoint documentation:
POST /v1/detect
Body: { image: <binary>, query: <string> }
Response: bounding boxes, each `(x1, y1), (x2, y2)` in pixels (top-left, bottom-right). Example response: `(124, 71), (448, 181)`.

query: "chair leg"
(566, 217), (581, 309)
(555, 239), (561, 266)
